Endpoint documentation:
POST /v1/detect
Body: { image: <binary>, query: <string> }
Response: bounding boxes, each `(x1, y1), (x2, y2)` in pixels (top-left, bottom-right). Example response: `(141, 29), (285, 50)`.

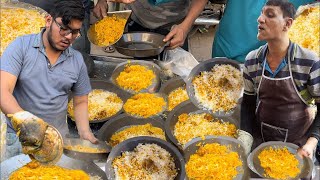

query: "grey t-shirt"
(1, 30), (91, 134)
(127, 0), (190, 29)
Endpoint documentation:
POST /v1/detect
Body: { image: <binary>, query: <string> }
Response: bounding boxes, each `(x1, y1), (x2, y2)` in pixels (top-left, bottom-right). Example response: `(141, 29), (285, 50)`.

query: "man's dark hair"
(266, 0), (296, 19)
(50, 0), (85, 26)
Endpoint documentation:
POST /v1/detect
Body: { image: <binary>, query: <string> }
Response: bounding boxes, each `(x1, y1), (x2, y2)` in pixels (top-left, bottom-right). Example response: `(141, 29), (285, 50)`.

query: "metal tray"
(97, 114), (166, 146)
(186, 57), (242, 117)
(165, 100), (239, 150)
(159, 76), (188, 112)
(111, 60), (161, 94)
(183, 136), (249, 180)
(68, 80), (131, 123)
(63, 138), (111, 161)
(114, 32), (169, 57)
(0, 154), (107, 180)
(247, 141), (313, 179)
(105, 136), (185, 180)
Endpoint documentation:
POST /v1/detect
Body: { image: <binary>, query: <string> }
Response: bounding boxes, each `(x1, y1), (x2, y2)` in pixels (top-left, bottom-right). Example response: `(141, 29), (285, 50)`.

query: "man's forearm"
(179, 0), (208, 31)
(73, 95), (91, 134)
(0, 91), (23, 114)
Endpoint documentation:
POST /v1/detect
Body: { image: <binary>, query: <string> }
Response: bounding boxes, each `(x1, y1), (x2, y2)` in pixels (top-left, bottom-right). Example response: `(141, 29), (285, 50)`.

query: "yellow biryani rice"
(123, 93), (166, 118)
(186, 143), (242, 180)
(9, 160), (90, 180)
(167, 87), (189, 111)
(112, 143), (177, 180)
(88, 15), (126, 46)
(64, 144), (107, 153)
(116, 64), (156, 92)
(68, 89), (123, 121)
(258, 147), (300, 180)
(192, 64), (243, 113)
(109, 123), (166, 146)
(174, 113), (237, 145)
(0, 8), (45, 55)
(289, 6), (320, 56)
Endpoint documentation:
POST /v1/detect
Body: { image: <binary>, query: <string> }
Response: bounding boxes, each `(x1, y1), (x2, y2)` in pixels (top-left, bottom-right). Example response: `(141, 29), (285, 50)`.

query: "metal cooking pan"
(68, 80), (131, 124)
(63, 138), (111, 161)
(105, 136), (186, 180)
(114, 32), (170, 57)
(184, 136), (249, 180)
(0, 154), (107, 180)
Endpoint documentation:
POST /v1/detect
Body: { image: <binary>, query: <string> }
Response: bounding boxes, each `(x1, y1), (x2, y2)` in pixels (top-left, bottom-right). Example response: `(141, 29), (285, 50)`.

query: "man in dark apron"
(240, 0), (319, 162)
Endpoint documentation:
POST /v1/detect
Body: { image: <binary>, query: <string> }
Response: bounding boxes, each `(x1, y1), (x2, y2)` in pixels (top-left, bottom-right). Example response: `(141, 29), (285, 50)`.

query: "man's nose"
(257, 14), (265, 23)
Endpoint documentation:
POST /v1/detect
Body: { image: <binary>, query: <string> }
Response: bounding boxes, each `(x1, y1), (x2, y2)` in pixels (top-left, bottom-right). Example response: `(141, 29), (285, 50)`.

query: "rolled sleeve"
(0, 37), (24, 76)
(72, 63), (91, 96)
(243, 63), (256, 95)
(308, 60), (320, 103)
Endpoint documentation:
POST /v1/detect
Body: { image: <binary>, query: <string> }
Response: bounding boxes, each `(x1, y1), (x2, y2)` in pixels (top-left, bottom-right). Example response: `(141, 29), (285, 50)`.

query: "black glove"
(8, 111), (48, 153)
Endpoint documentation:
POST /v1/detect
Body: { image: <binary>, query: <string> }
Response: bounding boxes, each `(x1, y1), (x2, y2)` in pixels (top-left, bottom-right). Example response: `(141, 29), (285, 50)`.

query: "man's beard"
(47, 25), (66, 52)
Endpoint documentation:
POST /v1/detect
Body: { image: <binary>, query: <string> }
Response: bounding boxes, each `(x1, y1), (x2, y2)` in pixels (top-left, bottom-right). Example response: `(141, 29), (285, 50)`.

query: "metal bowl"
(184, 136), (249, 180)
(111, 60), (161, 94)
(159, 76), (189, 112)
(105, 136), (186, 180)
(186, 57), (242, 117)
(97, 114), (166, 147)
(63, 138), (111, 161)
(165, 100), (239, 151)
(0, 154), (107, 180)
(123, 93), (168, 119)
(247, 141), (313, 179)
(114, 32), (169, 57)
(68, 80), (131, 123)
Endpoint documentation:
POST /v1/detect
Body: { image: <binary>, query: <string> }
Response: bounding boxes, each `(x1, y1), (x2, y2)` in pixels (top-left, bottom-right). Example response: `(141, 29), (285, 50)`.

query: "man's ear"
(283, 17), (293, 31)
(45, 14), (53, 28)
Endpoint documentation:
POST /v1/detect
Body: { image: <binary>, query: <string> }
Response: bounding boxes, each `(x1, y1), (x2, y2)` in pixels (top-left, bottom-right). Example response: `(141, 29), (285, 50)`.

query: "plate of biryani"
(0, 154), (107, 180)
(159, 77), (190, 112)
(111, 60), (161, 94)
(68, 80), (130, 123)
(288, 3), (319, 56)
(186, 58), (243, 116)
(247, 141), (313, 180)
(88, 10), (131, 47)
(0, 1), (46, 56)
(97, 114), (166, 147)
(165, 100), (239, 150)
(123, 92), (167, 118)
(184, 136), (249, 180)
(105, 136), (185, 180)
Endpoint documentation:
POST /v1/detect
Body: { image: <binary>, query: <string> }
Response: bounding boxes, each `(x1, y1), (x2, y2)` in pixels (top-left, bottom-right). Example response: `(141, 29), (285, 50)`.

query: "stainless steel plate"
(186, 57), (242, 117)
(0, 154), (107, 180)
(63, 138), (111, 161)
(111, 60), (161, 94)
(105, 136), (185, 180)
(68, 80), (131, 123)
(97, 114), (166, 147)
(247, 141), (313, 179)
(165, 100), (239, 150)
(184, 136), (249, 180)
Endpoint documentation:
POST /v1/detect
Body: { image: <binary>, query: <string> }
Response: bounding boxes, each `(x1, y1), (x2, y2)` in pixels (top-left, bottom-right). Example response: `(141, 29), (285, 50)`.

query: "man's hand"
(297, 137), (318, 159)
(79, 130), (98, 144)
(93, 0), (109, 19)
(8, 111), (48, 154)
(163, 24), (189, 49)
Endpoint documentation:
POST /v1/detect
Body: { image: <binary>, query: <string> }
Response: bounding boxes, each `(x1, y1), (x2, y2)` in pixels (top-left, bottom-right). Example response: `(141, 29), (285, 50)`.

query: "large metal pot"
(105, 136), (186, 180)
(114, 32), (169, 57)
(0, 154), (107, 180)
